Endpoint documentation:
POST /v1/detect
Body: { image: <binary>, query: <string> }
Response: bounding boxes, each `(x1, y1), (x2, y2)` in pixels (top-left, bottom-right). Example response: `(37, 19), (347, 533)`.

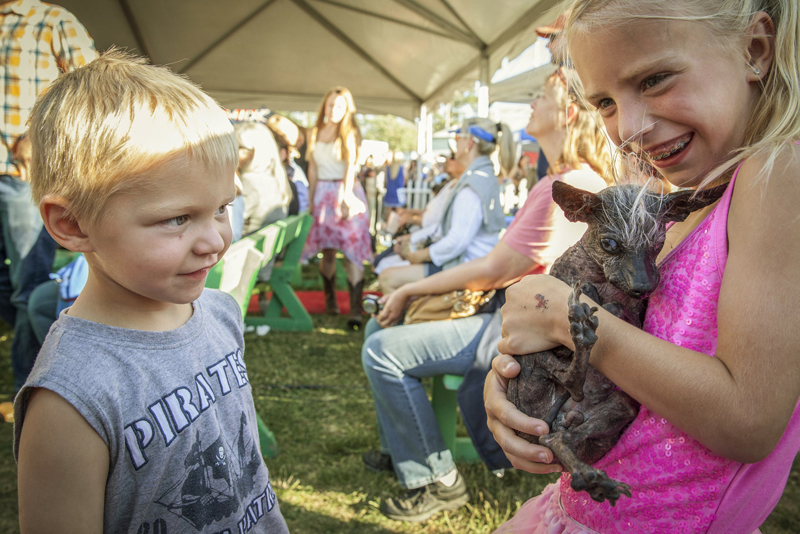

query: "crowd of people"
(2, 0), (800, 533)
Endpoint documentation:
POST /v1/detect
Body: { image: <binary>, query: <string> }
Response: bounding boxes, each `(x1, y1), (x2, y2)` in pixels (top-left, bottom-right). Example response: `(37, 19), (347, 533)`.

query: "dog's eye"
(600, 238), (619, 253)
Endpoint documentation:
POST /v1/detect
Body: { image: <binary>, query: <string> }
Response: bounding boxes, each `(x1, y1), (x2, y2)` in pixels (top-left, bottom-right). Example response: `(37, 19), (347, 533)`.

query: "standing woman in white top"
(302, 87), (372, 329)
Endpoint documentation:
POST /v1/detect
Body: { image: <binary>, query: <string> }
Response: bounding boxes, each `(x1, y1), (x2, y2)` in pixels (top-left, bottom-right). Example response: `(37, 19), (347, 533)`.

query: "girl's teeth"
(652, 140), (687, 161)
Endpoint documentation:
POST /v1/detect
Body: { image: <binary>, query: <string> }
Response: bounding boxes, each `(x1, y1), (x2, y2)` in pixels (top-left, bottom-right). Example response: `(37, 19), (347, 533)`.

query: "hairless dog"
(507, 180), (728, 505)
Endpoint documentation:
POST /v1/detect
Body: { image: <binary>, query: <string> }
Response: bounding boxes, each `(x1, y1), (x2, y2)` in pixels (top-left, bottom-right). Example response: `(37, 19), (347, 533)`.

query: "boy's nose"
(193, 220), (228, 257)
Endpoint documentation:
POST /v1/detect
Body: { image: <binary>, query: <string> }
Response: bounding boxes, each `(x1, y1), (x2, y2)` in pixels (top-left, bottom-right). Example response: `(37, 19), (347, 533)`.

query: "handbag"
(404, 289), (498, 325)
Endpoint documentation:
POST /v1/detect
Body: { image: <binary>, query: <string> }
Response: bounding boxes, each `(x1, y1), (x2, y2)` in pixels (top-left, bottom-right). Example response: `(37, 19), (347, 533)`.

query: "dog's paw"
(570, 467), (632, 506)
(568, 285), (599, 350)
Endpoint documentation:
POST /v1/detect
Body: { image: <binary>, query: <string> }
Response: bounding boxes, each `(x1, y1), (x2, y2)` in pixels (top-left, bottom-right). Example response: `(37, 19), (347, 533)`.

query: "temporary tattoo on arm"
(534, 294), (549, 311)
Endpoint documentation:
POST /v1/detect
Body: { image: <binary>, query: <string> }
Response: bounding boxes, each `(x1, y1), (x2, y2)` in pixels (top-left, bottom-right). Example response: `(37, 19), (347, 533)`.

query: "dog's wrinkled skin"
(506, 180), (728, 505)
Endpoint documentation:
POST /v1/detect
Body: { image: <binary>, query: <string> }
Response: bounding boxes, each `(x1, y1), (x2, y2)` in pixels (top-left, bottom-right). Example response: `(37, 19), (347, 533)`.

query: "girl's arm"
(378, 241), (535, 326)
(18, 388), (108, 533)
(403, 246), (431, 264)
(341, 134), (364, 216)
(307, 157), (317, 213)
(396, 208), (425, 226)
(496, 153), (800, 464)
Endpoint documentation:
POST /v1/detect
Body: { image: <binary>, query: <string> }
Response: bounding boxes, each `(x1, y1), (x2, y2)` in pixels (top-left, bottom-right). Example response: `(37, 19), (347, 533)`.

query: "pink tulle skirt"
(301, 180), (372, 267)
(494, 482), (764, 534)
(494, 483), (599, 534)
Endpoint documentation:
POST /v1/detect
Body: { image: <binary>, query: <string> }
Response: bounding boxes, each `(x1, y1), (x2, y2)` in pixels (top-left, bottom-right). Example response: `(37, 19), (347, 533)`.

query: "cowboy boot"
(322, 271), (339, 315)
(347, 279), (364, 330)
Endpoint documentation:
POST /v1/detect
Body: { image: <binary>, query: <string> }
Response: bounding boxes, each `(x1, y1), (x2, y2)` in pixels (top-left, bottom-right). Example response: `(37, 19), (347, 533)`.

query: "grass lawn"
(0, 313), (797, 532)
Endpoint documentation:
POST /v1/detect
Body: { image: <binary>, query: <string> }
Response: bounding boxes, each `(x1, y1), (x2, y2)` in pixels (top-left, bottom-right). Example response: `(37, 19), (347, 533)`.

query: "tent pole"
(414, 104), (428, 209)
(478, 51), (490, 118)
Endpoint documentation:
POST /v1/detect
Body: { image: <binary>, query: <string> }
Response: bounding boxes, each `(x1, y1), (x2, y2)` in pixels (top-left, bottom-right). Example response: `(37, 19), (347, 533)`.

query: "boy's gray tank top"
(14, 289), (289, 533)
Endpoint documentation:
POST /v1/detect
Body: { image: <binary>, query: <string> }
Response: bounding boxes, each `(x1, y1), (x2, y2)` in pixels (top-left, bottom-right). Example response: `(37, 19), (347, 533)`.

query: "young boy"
(13, 51), (289, 533)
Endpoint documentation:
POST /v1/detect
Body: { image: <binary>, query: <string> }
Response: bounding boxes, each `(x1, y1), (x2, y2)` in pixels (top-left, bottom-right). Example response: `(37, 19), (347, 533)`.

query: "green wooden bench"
(431, 374), (480, 463)
(205, 235), (267, 317)
(245, 213), (314, 332)
(204, 215), (311, 458)
(205, 231), (279, 457)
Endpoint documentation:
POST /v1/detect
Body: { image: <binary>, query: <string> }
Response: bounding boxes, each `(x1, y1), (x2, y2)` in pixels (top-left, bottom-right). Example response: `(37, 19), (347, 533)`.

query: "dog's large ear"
(552, 181), (602, 223)
(661, 183), (729, 222)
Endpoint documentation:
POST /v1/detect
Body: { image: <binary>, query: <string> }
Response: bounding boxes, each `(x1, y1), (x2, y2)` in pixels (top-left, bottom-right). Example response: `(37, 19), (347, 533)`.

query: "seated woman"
(378, 118), (515, 294)
(267, 113), (309, 213)
(373, 153), (466, 274)
(361, 66), (613, 523)
(234, 121), (292, 234)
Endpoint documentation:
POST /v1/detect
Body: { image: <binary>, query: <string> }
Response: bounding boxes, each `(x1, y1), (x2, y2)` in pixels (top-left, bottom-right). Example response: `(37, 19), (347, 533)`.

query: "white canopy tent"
(490, 62), (557, 105)
(60, 0), (563, 121)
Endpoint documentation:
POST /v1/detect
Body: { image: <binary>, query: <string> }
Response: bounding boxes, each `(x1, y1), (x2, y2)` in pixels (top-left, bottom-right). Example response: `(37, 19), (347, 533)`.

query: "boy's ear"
(746, 11), (775, 82)
(40, 195), (92, 252)
(552, 181), (601, 223)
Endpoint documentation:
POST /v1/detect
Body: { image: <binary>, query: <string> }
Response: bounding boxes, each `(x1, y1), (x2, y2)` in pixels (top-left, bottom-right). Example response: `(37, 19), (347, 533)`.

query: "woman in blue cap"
(379, 117), (515, 293)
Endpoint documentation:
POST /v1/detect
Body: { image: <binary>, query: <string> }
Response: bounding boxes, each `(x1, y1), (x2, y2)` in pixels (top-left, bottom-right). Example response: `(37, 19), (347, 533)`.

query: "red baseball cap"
(535, 12), (568, 38)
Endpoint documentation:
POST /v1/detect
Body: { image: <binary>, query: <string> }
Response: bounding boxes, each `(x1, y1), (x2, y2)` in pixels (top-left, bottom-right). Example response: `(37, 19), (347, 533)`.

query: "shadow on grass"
(0, 310), (798, 532)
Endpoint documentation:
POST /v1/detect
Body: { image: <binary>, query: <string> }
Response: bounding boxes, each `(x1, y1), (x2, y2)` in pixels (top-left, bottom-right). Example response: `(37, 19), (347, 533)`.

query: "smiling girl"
(485, 1), (800, 533)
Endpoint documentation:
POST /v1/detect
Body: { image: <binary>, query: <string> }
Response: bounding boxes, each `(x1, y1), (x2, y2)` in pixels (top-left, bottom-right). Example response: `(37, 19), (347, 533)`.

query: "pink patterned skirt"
(302, 180), (372, 267)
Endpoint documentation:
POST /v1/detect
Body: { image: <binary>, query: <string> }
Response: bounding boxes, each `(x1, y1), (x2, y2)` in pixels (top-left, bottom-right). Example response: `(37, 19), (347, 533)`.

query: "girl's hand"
(484, 354), (563, 473)
(341, 194), (366, 219)
(376, 289), (408, 328)
(497, 274), (574, 356)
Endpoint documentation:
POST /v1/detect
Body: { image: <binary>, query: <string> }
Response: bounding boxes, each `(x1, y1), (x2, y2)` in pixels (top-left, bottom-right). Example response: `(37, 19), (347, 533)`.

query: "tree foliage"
(432, 86), (478, 133)
(357, 114), (417, 152)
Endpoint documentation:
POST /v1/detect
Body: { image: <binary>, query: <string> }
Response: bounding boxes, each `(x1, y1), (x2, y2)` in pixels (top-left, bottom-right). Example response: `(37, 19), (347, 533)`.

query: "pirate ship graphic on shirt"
(155, 413), (263, 530)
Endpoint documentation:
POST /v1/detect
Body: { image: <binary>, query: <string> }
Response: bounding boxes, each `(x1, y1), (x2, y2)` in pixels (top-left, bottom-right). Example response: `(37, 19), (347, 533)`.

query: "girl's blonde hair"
(548, 68), (614, 185)
(563, 0), (800, 187)
(29, 49), (237, 225)
(459, 117), (516, 178)
(308, 86), (361, 164)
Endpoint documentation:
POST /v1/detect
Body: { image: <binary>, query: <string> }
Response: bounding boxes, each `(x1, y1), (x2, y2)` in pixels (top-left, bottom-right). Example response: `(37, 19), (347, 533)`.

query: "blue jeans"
(0, 176), (56, 390)
(361, 314), (492, 489)
(28, 279), (58, 344)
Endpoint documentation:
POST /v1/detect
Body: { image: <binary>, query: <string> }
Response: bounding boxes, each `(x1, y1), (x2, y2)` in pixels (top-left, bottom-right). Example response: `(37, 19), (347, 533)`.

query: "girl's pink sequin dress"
(496, 167), (800, 534)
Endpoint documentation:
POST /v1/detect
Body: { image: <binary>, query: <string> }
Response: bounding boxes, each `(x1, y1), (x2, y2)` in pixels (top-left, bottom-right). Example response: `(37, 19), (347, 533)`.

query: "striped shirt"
(0, 0), (96, 176)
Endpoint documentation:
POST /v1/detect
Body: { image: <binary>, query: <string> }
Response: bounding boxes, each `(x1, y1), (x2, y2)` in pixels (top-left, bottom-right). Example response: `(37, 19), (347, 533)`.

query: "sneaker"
(362, 450), (393, 473)
(380, 472), (470, 522)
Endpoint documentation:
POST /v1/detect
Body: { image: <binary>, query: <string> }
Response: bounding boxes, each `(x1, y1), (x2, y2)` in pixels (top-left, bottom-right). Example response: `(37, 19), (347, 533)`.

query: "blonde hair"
(234, 121), (290, 205)
(266, 113), (303, 158)
(29, 49), (237, 224)
(549, 68), (614, 184)
(459, 117), (516, 178)
(563, 0), (800, 187)
(308, 86), (361, 164)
